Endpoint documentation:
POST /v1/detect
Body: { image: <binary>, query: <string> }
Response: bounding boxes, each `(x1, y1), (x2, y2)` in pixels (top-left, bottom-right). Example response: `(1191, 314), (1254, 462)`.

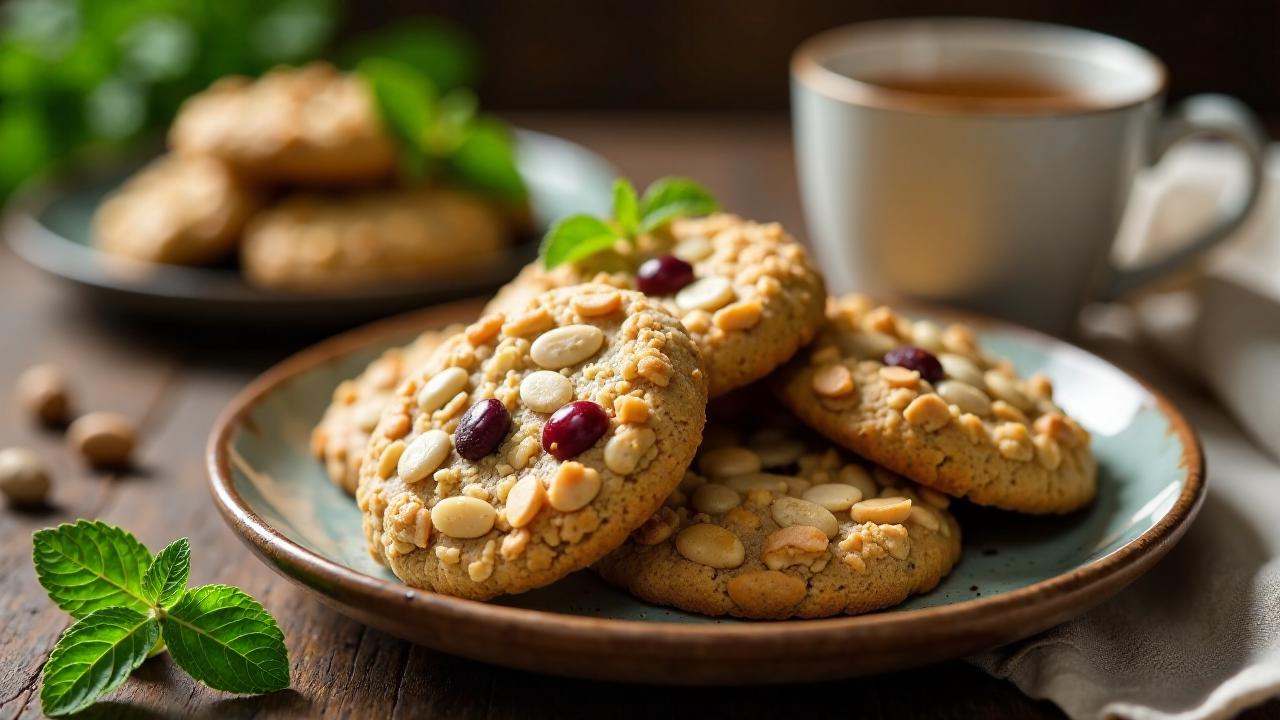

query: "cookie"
(358, 284), (707, 599)
(93, 154), (258, 265)
(311, 326), (460, 495)
(241, 186), (508, 292)
(485, 213), (826, 397)
(169, 62), (396, 185)
(595, 409), (962, 619)
(774, 295), (1097, 514)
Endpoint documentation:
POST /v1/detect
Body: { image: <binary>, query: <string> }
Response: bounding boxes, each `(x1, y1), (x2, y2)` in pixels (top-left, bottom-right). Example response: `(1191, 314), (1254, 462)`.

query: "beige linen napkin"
(971, 142), (1280, 719)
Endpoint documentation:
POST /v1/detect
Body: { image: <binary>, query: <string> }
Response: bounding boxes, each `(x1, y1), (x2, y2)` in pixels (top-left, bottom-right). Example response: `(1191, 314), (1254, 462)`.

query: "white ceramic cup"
(792, 18), (1266, 335)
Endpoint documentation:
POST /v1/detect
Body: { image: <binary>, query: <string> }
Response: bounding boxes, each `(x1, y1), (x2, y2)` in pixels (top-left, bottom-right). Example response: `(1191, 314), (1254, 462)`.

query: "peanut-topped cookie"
(490, 209), (826, 397)
(169, 62), (396, 185)
(358, 285), (707, 599)
(596, 409), (961, 619)
(311, 326), (460, 495)
(775, 295), (1097, 514)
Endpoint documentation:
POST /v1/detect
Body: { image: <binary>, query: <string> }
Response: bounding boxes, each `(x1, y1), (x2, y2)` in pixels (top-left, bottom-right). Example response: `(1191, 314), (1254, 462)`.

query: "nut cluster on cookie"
(597, 407), (962, 619)
(775, 295), (1096, 514)
(357, 285), (707, 599)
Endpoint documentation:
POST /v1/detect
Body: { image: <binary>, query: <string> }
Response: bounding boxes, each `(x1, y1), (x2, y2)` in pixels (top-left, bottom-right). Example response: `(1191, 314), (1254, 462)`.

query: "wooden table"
(0, 115), (1266, 719)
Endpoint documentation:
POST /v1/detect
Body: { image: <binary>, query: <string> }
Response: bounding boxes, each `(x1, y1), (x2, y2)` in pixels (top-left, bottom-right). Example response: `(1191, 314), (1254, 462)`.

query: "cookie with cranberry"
(485, 213), (826, 397)
(311, 326), (460, 495)
(93, 154), (259, 266)
(596, 412), (961, 619)
(358, 284), (707, 599)
(241, 186), (508, 292)
(169, 62), (396, 185)
(774, 295), (1097, 514)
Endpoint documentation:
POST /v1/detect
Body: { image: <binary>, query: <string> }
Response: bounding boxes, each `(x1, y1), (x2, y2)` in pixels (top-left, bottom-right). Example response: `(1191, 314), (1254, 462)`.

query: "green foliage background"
(0, 0), (480, 199)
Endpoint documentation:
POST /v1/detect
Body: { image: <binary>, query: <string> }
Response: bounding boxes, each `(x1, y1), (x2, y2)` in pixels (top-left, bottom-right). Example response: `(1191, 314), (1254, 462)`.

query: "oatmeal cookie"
(485, 213), (825, 398)
(93, 154), (258, 265)
(241, 186), (508, 292)
(358, 285), (707, 599)
(774, 295), (1097, 514)
(596, 410), (961, 619)
(311, 326), (460, 495)
(169, 62), (396, 185)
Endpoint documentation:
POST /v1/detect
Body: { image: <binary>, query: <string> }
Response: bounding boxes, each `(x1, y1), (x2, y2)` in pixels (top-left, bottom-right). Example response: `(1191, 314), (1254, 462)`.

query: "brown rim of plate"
(791, 17), (1169, 118)
(206, 296), (1204, 652)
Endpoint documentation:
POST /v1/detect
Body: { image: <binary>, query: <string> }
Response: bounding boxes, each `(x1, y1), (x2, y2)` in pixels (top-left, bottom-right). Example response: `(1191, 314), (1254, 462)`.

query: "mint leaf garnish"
(358, 57), (435, 179)
(164, 585), (290, 694)
(541, 215), (622, 269)
(613, 179), (639, 237)
(539, 176), (718, 268)
(34, 523), (290, 714)
(40, 607), (160, 717)
(33, 520), (154, 618)
(450, 118), (525, 201)
(357, 56), (525, 200)
(142, 538), (190, 609)
(638, 177), (719, 233)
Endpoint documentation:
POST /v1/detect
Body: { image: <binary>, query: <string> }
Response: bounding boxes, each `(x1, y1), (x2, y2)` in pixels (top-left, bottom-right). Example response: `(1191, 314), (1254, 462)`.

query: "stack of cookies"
(92, 62), (518, 291)
(313, 208), (1097, 619)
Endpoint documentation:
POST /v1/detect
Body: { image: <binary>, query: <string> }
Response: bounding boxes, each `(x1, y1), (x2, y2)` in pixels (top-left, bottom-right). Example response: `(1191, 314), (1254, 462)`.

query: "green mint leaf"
(448, 117), (526, 201)
(40, 607), (160, 717)
(163, 584), (290, 694)
(613, 179), (639, 237)
(638, 177), (719, 233)
(438, 88), (478, 140)
(33, 520), (154, 618)
(142, 538), (190, 609)
(357, 57), (436, 179)
(540, 215), (621, 269)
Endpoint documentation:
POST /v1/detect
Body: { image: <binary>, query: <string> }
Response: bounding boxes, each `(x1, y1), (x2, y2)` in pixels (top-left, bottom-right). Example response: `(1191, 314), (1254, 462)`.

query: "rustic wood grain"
(0, 115), (1271, 719)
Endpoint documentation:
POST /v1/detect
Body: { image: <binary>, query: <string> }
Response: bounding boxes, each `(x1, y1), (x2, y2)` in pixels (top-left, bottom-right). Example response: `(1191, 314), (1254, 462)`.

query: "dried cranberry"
(542, 400), (609, 460)
(635, 255), (695, 295)
(454, 399), (511, 461)
(883, 346), (944, 383)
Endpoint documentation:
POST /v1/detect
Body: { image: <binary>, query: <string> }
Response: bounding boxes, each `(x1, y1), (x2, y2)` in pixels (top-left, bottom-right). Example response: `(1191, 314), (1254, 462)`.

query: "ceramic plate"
(207, 299), (1204, 684)
(4, 130), (614, 325)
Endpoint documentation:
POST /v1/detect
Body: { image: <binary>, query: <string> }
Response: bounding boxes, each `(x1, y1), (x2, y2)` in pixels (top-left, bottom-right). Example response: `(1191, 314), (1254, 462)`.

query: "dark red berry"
(635, 255), (695, 295)
(454, 399), (511, 461)
(542, 400), (609, 460)
(883, 346), (944, 383)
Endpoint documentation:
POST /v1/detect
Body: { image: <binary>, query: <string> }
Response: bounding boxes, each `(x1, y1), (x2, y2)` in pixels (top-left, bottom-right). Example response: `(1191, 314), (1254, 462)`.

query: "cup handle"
(1098, 94), (1268, 301)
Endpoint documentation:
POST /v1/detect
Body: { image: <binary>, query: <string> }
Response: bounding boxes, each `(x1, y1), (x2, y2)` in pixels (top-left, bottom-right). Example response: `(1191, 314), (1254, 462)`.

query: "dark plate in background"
(3, 129), (615, 325)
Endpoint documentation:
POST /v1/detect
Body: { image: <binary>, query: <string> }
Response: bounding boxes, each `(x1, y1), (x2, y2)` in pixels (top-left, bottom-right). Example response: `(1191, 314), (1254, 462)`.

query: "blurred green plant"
(0, 0), (338, 197)
(0, 1), (503, 201)
(358, 57), (524, 201)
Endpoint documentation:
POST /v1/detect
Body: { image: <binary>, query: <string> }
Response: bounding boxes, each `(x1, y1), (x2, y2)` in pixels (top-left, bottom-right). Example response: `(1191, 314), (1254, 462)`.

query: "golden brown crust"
(774, 295), (1097, 514)
(92, 154), (258, 265)
(358, 285), (707, 599)
(595, 414), (962, 619)
(485, 214), (826, 398)
(169, 62), (395, 185)
(241, 186), (508, 292)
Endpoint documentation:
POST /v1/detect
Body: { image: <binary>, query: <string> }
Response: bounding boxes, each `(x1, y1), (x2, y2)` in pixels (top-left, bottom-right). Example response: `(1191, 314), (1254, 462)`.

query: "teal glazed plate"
(4, 130), (614, 325)
(207, 299), (1205, 684)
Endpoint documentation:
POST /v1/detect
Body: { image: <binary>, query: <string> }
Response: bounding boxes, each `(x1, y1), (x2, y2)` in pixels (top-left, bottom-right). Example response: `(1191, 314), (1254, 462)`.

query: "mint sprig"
(540, 176), (719, 269)
(33, 522), (289, 716)
(357, 56), (525, 201)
